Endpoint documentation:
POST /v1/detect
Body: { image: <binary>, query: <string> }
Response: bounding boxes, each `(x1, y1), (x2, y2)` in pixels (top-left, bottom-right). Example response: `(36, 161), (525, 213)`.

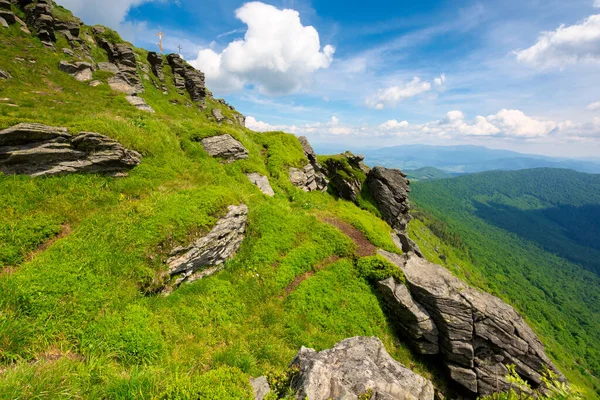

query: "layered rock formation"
(165, 204), (248, 290)
(289, 136), (328, 192)
(290, 336), (435, 400)
(0, 123), (141, 177)
(201, 134), (249, 162)
(321, 152), (369, 202)
(377, 277), (439, 355)
(167, 54), (208, 107)
(247, 173), (275, 197)
(58, 60), (93, 82)
(367, 166), (423, 256)
(125, 95), (154, 113)
(378, 250), (565, 396)
(147, 51), (164, 82)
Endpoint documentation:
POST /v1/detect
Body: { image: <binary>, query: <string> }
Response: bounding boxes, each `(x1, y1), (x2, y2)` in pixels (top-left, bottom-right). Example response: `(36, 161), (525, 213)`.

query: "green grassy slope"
(0, 8), (435, 399)
(410, 169), (600, 399)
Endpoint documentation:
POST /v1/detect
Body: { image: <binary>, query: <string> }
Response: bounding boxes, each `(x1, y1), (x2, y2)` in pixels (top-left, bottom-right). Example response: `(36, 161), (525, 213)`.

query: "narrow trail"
(2, 224), (72, 277)
(321, 216), (377, 257)
(283, 216), (378, 297)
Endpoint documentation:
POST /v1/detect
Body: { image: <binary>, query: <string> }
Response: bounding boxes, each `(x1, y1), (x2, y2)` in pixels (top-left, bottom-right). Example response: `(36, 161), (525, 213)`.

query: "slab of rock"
(290, 336), (435, 400)
(0, 9), (15, 25)
(125, 95), (154, 113)
(98, 62), (119, 74)
(247, 173), (274, 197)
(289, 164), (327, 192)
(147, 51), (164, 82)
(167, 53), (208, 106)
(377, 275), (439, 355)
(250, 377), (271, 400)
(0, 123), (141, 177)
(290, 136), (328, 192)
(166, 204), (248, 288)
(321, 152), (366, 202)
(95, 39), (143, 94)
(54, 20), (80, 37)
(379, 250), (565, 396)
(367, 166), (411, 231)
(212, 108), (224, 122)
(58, 60), (93, 82)
(0, 69), (10, 79)
(0, 16), (8, 28)
(201, 134), (248, 162)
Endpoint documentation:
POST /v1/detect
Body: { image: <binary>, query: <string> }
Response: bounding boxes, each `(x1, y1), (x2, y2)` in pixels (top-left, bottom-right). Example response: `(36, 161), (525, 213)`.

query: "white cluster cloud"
(587, 101), (600, 111)
(381, 109), (557, 138)
(190, 2), (335, 95)
(248, 109), (568, 140)
(515, 14), (600, 69)
(365, 75), (445, 109)
(595, 0), (600, 8)
(246, 116), (350, 135)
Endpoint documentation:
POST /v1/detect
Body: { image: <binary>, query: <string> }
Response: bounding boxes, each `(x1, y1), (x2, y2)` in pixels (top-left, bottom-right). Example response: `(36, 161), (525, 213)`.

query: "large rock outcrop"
(289, 136), (328, 192)
(146, 51), (164, 82)
(167, 54), (208, 107)
(378, 250), (565, 397)
(290, 336), (435, 400)
(165, 204), (248, 290)
(0, 123), (141, 177)
(321, 152), (369, 202)
(58, 60), (93, 82)
(201, 134), (249, 162)
(367, 166), (423, 256)
(93, 32), (143, 94)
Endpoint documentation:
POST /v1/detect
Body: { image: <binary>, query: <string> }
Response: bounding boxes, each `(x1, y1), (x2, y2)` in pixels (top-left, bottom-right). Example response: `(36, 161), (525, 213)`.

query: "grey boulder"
(379, 250), (565, 396)
(290, 136), (328, 192)
(165, 204), (248, 291)
(247, 173), (275, 197)
(201, 134), (248, 162)
(366, 166), (411, 231)
(250, 376), (271, 400)
(212, 108), (224, 122)
(125, 95), (154, 113)
(0, 123), (141, 177)
(58, 60), (93, 82)
(290, 336), (435, 400)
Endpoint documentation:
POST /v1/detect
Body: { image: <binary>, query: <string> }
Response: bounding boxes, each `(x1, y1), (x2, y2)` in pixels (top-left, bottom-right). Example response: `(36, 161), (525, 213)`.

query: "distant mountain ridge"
(359, 144), (600, 174)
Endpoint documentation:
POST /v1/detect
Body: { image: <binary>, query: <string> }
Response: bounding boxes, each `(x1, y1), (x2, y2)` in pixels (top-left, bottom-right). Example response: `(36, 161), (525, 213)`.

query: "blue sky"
(57, 0), (600, 157)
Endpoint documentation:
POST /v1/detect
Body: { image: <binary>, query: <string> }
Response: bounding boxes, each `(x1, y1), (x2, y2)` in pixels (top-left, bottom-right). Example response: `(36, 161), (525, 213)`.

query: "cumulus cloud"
(190, 2), (335, 95)
(365, 75), (445, 109)
(246, 115), (350, 135)
(587, 101), (600, 111)
(595, 0), (600, 8)
(515, 14), (600, 69)
(55, 0), (154, 28)
(246, 109), (598, 142)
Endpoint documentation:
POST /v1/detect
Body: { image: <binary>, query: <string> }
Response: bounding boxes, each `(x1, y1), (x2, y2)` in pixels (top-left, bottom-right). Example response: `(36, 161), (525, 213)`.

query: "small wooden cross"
(157, 31), (164, 54)
(178, 44), (182, 54)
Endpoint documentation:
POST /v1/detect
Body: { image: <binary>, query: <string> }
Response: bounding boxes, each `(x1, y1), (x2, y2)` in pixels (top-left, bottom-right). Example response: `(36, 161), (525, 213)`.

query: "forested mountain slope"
(411, 169), (600, 397)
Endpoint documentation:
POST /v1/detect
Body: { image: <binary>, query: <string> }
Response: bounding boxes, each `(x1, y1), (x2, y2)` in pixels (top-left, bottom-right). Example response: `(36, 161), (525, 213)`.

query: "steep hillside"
(0, 2), (588, 399)
(411, 169), (600, 398)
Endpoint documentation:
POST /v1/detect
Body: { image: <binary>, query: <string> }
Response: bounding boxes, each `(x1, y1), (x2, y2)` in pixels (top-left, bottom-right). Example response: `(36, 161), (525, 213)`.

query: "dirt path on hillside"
(321, 216), (376, 257)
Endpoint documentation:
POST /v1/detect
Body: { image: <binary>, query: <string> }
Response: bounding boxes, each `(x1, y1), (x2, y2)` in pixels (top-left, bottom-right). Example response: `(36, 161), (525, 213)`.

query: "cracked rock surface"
(201, 134), (248, 162)
(289, 136), (328, 192)
(290, 336), (435, 400)
(165, 204), (248, 290)
(379, 250), (564, 396)
(0, 123), (141, 177)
